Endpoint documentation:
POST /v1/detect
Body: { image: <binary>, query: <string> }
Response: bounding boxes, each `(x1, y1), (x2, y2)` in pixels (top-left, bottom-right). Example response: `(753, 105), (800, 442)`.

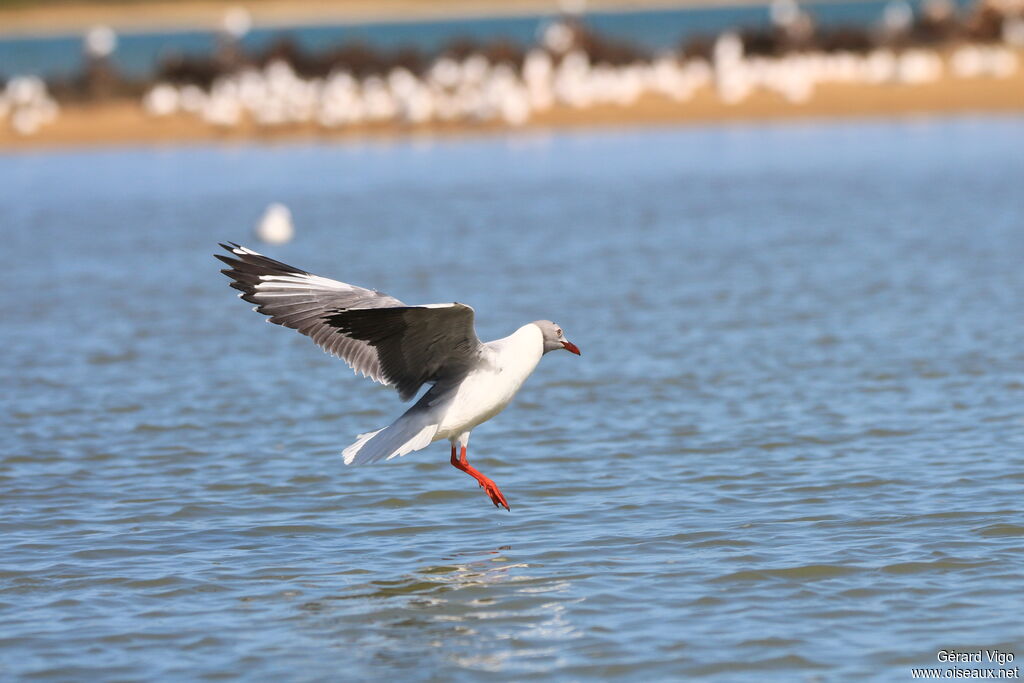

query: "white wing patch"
(255, 274), (356, 292)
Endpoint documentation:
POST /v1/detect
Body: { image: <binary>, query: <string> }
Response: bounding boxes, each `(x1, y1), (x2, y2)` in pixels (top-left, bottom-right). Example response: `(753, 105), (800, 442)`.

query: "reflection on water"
(2, 118), (1024, 680)
(295, 546), (586, 675)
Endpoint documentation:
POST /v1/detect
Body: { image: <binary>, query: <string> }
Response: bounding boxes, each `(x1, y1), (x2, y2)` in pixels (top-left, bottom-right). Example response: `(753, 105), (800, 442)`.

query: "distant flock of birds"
(0, 76), (60, 136)
(137, 41), (1018, 130)
(2, 0), (1023, 135)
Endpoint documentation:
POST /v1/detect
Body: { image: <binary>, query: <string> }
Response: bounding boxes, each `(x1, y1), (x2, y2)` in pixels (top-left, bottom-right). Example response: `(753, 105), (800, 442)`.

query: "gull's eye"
(556, 328), (562, 336)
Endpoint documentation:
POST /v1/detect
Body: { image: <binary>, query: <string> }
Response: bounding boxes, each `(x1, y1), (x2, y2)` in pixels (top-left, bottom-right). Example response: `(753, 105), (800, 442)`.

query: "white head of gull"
(216, 244), (581, 510)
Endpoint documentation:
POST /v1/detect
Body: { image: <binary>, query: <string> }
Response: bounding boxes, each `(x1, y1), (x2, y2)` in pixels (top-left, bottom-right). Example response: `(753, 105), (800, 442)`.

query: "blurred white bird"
(256, 203), (294, 245)
(222, 6), (252, 39)
(84, 25), (117, 59)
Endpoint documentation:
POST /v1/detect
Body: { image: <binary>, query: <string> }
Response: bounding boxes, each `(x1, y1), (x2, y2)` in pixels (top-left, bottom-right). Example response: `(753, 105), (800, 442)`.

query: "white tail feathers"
(342, 418), (440, 465)
(342, 429), (384, 464)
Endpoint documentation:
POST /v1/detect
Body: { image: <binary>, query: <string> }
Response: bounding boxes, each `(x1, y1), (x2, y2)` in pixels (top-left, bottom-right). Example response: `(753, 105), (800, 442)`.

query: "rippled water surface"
(3, 118), (1024, 681)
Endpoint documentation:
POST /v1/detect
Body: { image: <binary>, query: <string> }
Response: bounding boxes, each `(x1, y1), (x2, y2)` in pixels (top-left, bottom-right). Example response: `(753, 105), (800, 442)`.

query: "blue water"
(3, 117), (1024, 680)
(0, 0), (974, 79)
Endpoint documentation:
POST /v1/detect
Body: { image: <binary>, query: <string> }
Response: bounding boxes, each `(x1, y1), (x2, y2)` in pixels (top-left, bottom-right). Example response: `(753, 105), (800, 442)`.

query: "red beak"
(561, 340), (581, 356)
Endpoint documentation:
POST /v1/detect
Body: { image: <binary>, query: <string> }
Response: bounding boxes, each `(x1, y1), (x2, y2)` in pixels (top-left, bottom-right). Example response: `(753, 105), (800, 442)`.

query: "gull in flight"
(215, 243), (581, 510)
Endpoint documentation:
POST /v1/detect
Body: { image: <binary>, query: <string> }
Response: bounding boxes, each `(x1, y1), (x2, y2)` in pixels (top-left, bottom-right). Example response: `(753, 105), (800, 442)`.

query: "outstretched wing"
(215, 243), (482, 400)
(324, 304), (481, 401)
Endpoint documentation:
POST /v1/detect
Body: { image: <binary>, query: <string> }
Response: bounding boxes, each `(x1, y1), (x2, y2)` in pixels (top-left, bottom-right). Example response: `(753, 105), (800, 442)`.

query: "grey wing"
(216, 242), (404, 387)
(323, 303), (483, 401)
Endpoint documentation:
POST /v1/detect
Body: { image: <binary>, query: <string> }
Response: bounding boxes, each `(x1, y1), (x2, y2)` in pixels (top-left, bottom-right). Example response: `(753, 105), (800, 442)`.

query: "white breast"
(435, 323), (544, 440)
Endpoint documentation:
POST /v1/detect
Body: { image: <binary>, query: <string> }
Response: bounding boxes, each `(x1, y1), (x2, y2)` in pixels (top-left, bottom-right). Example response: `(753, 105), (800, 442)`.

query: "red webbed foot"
(451, 444), (511, 511)
(478, 477), (511, 511)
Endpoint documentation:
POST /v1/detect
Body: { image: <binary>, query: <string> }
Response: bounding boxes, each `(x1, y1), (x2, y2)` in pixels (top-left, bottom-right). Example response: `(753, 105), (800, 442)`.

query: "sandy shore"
(2, 67), (1022, 152)
(0, 0), (745, 36)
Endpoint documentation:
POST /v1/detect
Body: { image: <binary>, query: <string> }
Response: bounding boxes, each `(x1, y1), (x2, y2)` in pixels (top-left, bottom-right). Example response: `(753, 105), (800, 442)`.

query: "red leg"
(450, 444), (510, 511)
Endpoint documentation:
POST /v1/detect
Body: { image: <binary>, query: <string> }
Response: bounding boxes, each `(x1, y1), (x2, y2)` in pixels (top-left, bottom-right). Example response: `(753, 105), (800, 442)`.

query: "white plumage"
(256, 203), (294, 245)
